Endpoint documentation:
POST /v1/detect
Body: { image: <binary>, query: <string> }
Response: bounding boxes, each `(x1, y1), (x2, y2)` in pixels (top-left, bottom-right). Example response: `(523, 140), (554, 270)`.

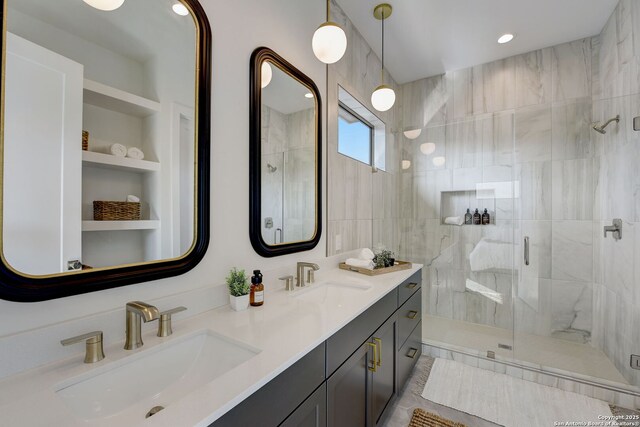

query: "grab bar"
(524, 236), (530, 266)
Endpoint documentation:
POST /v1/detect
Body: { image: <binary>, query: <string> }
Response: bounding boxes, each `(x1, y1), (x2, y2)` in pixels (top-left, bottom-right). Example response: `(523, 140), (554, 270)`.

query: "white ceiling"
(336, 0), (619, 84)
(262, 63), (315, 115)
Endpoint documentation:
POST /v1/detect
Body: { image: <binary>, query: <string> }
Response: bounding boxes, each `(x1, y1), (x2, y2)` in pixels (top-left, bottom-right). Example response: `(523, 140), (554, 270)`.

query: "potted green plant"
(226, 268), (250, 311)
(373, 249), (395, 269)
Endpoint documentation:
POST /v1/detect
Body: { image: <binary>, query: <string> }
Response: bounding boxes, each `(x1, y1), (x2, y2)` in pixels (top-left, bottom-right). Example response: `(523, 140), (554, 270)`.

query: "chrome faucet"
(296, 262), (320, 287)
(124, 301), (159, 350)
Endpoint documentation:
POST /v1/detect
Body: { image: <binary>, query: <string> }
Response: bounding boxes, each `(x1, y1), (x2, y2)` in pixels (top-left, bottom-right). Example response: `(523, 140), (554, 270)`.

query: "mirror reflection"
(2, 0), (197, 275)
(260, 60), (317, 246)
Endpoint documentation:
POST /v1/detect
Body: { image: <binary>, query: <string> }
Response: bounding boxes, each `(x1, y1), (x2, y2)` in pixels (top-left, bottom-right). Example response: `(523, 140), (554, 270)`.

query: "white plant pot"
(229, 294), (249, 311)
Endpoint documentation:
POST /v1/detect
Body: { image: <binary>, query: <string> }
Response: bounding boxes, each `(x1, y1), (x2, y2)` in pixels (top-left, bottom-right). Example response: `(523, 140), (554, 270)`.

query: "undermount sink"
(55, 330), (260, 421)
(293, 281), (372, 303)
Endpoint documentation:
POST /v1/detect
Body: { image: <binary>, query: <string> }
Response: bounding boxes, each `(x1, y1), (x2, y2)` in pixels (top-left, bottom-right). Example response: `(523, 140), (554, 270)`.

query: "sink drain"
(145, 406), (165, 418)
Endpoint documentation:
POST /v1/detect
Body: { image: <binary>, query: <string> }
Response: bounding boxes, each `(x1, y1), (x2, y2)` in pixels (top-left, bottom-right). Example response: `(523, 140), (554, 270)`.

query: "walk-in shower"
(379, 1), (640, 401)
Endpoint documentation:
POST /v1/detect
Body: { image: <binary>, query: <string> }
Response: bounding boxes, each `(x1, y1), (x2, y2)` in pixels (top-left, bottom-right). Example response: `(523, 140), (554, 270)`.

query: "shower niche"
(440, 189), (496, 226)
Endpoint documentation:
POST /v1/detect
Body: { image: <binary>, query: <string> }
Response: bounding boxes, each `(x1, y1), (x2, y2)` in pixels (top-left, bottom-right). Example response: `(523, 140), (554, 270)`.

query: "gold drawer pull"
(406, 282), (418, 289)
(373, 337), (382, 366)
(407, 310), (418, 320)
(367, 342), (378, 372)
(407, 348), (418, 359)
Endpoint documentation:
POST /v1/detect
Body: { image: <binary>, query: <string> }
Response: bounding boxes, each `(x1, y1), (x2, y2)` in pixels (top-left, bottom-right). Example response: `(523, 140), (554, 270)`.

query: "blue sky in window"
(338, 116), (371, 164)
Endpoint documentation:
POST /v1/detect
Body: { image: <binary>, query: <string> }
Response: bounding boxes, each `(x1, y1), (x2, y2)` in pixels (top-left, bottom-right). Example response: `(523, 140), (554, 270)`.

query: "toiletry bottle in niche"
(482, 209), (490, 225)
(250, 270), (264, 307)
(473, 209), (481, 225)
(464, 209), (472, 225)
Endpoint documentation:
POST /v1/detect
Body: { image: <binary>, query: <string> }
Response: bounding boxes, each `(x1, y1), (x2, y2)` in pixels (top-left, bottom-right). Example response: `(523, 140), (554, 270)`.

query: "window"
(338, 106), (372, 165)
(338, 86), (386, 171)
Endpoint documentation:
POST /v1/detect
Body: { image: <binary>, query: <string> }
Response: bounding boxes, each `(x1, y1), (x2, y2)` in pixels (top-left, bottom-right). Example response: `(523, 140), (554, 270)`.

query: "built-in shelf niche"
(440, 189), (496, 226)
(82, 151), (159, 173)
(83, 79), (160, 118)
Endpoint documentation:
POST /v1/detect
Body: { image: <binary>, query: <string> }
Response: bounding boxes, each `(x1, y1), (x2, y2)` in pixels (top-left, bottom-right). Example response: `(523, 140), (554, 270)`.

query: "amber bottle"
(250, 269), (264, 307)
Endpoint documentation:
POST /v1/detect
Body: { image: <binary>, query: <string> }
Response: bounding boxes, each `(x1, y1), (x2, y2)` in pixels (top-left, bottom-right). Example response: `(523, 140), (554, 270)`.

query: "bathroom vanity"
(212, 269), (422, 427)
(0, 265), (422, 427)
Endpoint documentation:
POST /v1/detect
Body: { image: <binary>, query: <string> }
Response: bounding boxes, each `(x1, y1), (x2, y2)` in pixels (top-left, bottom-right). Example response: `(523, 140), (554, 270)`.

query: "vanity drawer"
(211, 343), (325, 427)
(398, 270), (421, 307)
(397, 321), (422, 391)
(398, 288), (422, 349)
(326, 289), (398, 377)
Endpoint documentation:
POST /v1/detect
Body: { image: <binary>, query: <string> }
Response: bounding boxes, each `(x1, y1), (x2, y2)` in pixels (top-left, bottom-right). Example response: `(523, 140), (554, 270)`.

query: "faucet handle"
(279, 275), (295, 291)
(61, 331), (105, 363)
(157, 306), (187, 337)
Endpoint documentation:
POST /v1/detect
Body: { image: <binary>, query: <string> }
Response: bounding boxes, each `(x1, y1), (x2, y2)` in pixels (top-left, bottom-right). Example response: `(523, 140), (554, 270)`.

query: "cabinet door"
(327, 343), (372, 427)
(280, 383), (326, 427)
(370, 314), (397, 426)
(3, 33), (83, 274)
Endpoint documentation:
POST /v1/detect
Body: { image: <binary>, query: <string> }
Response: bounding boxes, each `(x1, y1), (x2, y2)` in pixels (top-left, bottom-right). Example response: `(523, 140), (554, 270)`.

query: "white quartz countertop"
(0, 264), (422, 427)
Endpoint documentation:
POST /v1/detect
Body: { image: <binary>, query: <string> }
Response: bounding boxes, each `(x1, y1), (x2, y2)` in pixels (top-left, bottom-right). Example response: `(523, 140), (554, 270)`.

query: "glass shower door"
(404, 112), (517, 361)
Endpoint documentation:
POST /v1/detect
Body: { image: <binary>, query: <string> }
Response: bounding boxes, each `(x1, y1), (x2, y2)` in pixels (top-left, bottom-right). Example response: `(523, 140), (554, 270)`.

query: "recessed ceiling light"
(172, 3), (189, 16)
(498, 33), (514, 44)
(305, 93), (314, 99)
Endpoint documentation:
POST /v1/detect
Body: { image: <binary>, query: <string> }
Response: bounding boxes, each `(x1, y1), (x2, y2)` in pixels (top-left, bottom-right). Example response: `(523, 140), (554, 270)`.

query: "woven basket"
(93, 201), (141, 221)
(82, 130), (89, 151)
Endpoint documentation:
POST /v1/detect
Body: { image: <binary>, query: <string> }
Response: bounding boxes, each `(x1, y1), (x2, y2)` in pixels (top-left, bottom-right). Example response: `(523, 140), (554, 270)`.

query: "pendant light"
(312, 0), (347, 64)
(82, 0), (125, 11)
(371, 4), (395, 112)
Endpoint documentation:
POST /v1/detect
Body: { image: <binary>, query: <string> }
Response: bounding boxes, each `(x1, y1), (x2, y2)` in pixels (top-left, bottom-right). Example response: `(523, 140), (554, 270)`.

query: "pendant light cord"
(326, 0), (330, 21)
(381, 9), (385, 84)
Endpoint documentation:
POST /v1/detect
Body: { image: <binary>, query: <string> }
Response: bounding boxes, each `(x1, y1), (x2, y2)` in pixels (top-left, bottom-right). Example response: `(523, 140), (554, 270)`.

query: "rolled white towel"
(110, 143), (127, 157)
(358, 248), (375, 260)
(444, 216), (464, 226)
(345, 258), (375, 270)
(126, 195), (140, 203)
(127, 147), (145, 160)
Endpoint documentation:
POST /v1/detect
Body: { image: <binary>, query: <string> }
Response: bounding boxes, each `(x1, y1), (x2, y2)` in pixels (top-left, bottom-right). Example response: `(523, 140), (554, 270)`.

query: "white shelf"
(83, 79), (161, 117)
(82, 151), (159, 173)
(82, 220), (160, 232)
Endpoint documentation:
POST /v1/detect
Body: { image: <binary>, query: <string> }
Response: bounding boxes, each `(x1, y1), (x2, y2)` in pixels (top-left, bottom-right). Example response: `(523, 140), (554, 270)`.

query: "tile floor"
(424, 315), (628, 384)
(383, 356), (640, 427)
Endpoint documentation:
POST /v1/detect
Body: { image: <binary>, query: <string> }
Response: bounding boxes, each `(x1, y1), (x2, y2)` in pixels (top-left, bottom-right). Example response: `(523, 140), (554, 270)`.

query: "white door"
(3, 33), (83, 275)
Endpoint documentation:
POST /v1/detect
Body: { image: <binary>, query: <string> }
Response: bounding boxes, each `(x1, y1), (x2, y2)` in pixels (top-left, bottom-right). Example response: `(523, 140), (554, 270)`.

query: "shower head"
(267, 163), (278, 173)
(592, 115), (620, 134)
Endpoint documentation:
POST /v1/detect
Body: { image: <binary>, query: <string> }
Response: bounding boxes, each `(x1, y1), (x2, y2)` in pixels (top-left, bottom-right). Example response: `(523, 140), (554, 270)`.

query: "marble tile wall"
(590, 0), (640, 387)
(327, 0), (402, 257)
(398, 37), (599, 352)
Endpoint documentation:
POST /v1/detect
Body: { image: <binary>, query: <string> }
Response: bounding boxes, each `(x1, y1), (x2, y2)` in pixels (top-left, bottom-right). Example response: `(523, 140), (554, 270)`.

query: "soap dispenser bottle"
(482, 209), (491, 225)
(250, 270), (264, 307)
(464, 209), (472, 225)
(473, 209), (481, 225)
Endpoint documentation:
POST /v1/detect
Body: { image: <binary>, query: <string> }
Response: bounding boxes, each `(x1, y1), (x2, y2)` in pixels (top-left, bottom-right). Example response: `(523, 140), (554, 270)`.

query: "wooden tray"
(339, 260), (412, 276)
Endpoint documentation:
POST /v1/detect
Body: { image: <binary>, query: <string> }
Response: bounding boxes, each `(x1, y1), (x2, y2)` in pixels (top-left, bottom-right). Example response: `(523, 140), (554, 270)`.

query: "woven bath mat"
(408, 408), (467, 427)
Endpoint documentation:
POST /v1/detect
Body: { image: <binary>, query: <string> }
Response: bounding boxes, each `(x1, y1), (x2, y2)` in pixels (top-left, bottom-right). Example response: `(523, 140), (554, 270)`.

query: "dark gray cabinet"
(370, 315), (397, 426)
(210, 269), (422, 427)
(280, 384), (327, 427)
(327, 343), (370, 427)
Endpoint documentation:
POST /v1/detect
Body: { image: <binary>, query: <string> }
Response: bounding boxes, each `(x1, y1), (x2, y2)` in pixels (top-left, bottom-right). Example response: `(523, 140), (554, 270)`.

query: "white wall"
(0, 0), (326, 344)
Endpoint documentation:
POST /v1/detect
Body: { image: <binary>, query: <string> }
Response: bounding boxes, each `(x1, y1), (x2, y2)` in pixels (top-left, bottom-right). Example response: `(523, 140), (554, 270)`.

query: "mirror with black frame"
(0, 0), (211, 301)
(249, 48), (321, 257)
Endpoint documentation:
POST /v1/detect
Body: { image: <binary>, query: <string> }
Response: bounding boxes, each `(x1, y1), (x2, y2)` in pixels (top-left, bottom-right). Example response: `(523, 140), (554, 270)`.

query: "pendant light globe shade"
(312, 22), (347, 64)
(261, 62), (273, 88)
(82, 0), (125, 11)
(404, 129), (422, 140)
(371, 84), (396, 112)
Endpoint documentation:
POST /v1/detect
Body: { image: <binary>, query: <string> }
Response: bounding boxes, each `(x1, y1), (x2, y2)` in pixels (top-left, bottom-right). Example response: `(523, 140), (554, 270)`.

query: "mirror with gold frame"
(0, 0), (211, 301)
(249, 47), (321, 257)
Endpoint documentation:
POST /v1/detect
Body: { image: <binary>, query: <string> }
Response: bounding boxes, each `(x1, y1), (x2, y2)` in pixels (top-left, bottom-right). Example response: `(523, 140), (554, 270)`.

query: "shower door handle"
(524, 236), (530, 266)
(274, 228), (282, 244)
